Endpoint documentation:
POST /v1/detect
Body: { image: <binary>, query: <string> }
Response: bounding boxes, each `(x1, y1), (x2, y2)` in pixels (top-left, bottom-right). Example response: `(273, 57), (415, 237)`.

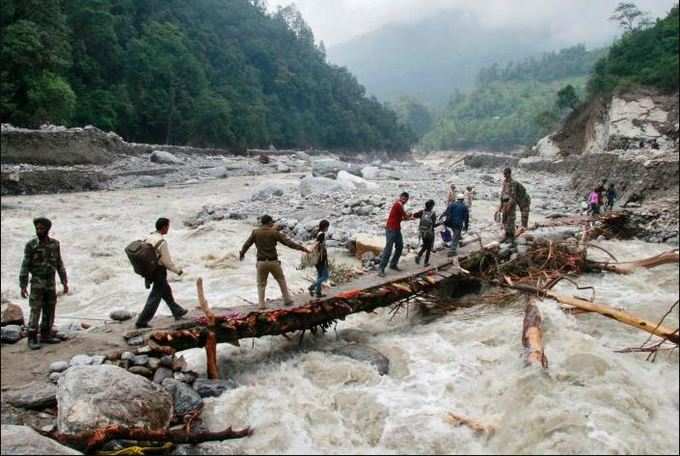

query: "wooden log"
(42, 424), (252, 453)
(522, 300), (548, 368)
(507, 283), (679, 344)
(447, 412), (495, 434)
(588, 249), (679, 274)
(205, 331), (219, 380)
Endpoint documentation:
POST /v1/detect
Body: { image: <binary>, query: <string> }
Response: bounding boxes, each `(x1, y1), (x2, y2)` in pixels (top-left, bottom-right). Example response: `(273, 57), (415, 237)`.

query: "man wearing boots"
(497, 167), (531, 243)
(19, 217), (68, 350)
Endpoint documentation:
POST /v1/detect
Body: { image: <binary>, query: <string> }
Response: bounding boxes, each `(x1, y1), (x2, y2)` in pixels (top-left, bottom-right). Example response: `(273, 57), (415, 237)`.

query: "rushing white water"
(1, 171), (678, 454)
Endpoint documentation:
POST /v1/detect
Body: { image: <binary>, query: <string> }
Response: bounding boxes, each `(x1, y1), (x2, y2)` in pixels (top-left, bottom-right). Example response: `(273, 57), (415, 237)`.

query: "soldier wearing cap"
(19, 217), (68, 350)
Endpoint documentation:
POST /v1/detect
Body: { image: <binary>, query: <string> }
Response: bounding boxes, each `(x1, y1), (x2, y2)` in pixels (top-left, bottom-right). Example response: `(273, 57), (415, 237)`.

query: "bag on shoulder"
(418, 210), (435, 234)
(125, 239), (163, 279)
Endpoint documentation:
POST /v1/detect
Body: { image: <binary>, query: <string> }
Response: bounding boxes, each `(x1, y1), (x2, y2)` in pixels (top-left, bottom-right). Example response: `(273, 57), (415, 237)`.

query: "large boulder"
(57, 365), (173, 434)
(251, 185), (285, 201)
(150, 150), (182, 165)
(331, 344), (390, 375)
(299, 176), (352, 197)
(1, 424), (82, 455)
(161, 379), (203, 416)
(361, 166), (380, 180)
(336, 170), (378, 190)
(4, 382), (57, 410)
(311, 158), (349, 178)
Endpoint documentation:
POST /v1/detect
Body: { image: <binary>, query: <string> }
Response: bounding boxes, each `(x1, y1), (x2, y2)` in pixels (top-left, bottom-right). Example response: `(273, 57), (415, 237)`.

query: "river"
(1, 164), (677, 454)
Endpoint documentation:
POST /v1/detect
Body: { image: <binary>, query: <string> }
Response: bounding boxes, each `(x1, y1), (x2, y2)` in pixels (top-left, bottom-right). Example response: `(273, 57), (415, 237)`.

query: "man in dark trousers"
(240, 215), (309, 308)
(135, 217), (188, 329)
(19, 217), (68, 350)
(441, 193), (469, 269)
(378, 192), (413, 277)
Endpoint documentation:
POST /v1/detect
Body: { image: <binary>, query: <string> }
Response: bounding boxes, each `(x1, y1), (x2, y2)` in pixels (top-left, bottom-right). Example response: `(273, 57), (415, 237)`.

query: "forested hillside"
(421, 45), (602, 151)
(0, 0), (414, 152)
(588, 4), (678, 95)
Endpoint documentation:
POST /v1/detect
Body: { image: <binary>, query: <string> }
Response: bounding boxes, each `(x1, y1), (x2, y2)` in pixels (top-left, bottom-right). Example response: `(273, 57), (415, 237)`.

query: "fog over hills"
(327, 11), (590, 105)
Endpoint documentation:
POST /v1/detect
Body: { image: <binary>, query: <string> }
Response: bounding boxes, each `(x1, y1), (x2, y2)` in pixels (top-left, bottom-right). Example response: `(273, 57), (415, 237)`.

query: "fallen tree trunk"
(522, 300), (548, 368)
(41, 425), (252, 453)
(588, 249), (679, 274)
(507, 283), (679, 345)
(148, 248), (495, 353)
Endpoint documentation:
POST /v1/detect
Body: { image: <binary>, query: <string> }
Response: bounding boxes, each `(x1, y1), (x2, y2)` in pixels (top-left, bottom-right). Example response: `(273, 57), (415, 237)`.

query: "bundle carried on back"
(125, 239), (163, 279)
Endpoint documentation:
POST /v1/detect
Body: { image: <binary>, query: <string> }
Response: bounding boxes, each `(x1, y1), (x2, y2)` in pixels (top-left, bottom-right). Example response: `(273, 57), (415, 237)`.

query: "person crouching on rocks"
(240, 215), (310, 308)
(20, 217), (69, 350)
(308, 219), (330, 298)
(135, 217), (188, 329)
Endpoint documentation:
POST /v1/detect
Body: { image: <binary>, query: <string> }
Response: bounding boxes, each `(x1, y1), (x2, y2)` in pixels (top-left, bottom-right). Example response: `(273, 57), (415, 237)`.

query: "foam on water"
(1, 178), (677, 454)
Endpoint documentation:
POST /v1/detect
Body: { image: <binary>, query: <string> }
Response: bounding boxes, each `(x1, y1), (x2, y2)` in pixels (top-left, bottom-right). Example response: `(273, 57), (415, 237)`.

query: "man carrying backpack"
(135, 217), (187, 329)
(414, 200), (438, 267)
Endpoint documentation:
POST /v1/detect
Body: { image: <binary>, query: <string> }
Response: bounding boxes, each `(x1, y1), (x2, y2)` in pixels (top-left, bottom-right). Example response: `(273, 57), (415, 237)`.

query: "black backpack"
(125, 239), (163, 279)
(419, 210), (436, 234)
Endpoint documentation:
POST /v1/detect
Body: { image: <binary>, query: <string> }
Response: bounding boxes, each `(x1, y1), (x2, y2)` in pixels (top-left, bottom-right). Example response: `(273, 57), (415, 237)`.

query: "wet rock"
(162, 379), (203, 416)
(130, 355), (149, 366)
(336, 170), (378, 191)
(311, 158), (350, 178)
(192, 378), (237, 398)
(332, 344), (390, 375)
(361, 166), (380, 180)
(153, 367), (174, 384)
(148, 357), (161, 370)
(1, 424), (83, 455)
(1, 302), (24, 326)
(121, 351), (134, 361)
(159, 355), (174, 368)
(109, 309), (132, 321)
(91, 355), (106, 365)
(5, 382), (57, 410)
(57, 365), (173, 434)
(127, 335), (144, 346)
(128, 366), (153, 378)
(299, 176), (352, 197)
(251, 185), (285, 201)
(49, 361), (69, 373)
(174, 371), (197, 384)
(276, 164), (291, 173)
(150, 150), (182, 164)
(69, 354), (93, 367)
(1, 325), (22, 344)
(204, 166), (227, 178)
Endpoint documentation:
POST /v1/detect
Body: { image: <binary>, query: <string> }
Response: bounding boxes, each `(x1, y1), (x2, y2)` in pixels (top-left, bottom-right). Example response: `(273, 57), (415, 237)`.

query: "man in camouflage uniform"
(19, 217), (68, 350)
(497, 168), (531, 243)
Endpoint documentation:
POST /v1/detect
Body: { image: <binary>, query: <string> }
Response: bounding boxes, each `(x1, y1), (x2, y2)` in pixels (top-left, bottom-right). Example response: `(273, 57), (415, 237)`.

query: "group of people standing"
(377, 167), (530, 277)
(17, 167), (534, 348)
(587, 180), (617, 215)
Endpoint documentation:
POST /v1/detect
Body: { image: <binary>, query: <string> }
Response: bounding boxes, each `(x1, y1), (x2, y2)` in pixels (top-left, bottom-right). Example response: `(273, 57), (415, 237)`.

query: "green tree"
(609, 2), (652, 32)
(26, 72), (76, 125)
(557, 84), (579, 110)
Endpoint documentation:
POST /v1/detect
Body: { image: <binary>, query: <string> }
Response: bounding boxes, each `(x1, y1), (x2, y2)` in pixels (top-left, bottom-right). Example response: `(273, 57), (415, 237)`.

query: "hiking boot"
(389, 265), (402, 272)
(314, 291), (327, 298)
(27, 331), (41, 350)
(135, 322), (151, 329)
(40, 333), (61, 344)
(308, 285), (315, 297)
(424, 262), (430, 267)
(377, 270), (386, 278)
(415, 255), (421, 265)
(173, 307), (188, 321)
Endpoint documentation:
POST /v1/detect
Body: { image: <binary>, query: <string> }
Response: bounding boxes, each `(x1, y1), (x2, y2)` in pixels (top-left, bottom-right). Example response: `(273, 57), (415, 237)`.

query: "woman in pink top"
(588, 188), (601, 215)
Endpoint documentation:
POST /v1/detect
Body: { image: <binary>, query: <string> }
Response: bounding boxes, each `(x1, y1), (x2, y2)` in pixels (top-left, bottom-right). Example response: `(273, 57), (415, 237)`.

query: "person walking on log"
(136, 218), (188, 329)
(606, 183), (617, 212)
(240, 215), (310, 308)
(308, 220), (330, 298)
(496, 167), (530, 242)
(440, 194), (469, 269)
(378, 192), (413, 277)
(19, 217), (68, 350)
(414, 199), (438, 267)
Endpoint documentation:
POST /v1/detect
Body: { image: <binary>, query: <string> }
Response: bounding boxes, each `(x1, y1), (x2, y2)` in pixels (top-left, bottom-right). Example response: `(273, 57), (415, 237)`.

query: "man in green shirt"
(19, 217), (68, 350)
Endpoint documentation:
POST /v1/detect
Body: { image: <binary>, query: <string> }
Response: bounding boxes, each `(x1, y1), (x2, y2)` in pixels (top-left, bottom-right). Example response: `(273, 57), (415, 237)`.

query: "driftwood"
(522, 300), (548, 368)
(196, 278), (219, 379)
(588, 249), (679, 274)
(507, 283), (679, 345)
(41, 425), (252, 453)
(447, 412), (495, 434)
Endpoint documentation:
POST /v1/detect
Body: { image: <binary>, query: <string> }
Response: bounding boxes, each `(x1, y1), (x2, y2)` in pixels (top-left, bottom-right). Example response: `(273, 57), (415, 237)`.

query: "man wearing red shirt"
(378, 192), (412, 277)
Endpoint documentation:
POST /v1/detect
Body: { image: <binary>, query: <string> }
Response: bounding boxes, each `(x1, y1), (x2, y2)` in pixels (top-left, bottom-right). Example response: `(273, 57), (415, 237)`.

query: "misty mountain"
(327, 11), (572, 105)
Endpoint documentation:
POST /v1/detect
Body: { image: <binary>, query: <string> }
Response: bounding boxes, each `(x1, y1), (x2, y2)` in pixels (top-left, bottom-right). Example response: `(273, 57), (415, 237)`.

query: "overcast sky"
(267, 0), (677, 47)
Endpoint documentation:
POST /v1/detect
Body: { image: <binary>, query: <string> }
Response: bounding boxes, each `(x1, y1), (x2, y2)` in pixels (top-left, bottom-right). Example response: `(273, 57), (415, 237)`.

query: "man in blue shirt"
(440, 194), (470, 268)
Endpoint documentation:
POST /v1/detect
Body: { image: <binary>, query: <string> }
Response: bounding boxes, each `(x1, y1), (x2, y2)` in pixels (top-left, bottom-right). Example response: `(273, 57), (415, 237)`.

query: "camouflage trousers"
(519, 204), (530, 229)
(28, 286), (57, 335)
(502, 203), (517, 240)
